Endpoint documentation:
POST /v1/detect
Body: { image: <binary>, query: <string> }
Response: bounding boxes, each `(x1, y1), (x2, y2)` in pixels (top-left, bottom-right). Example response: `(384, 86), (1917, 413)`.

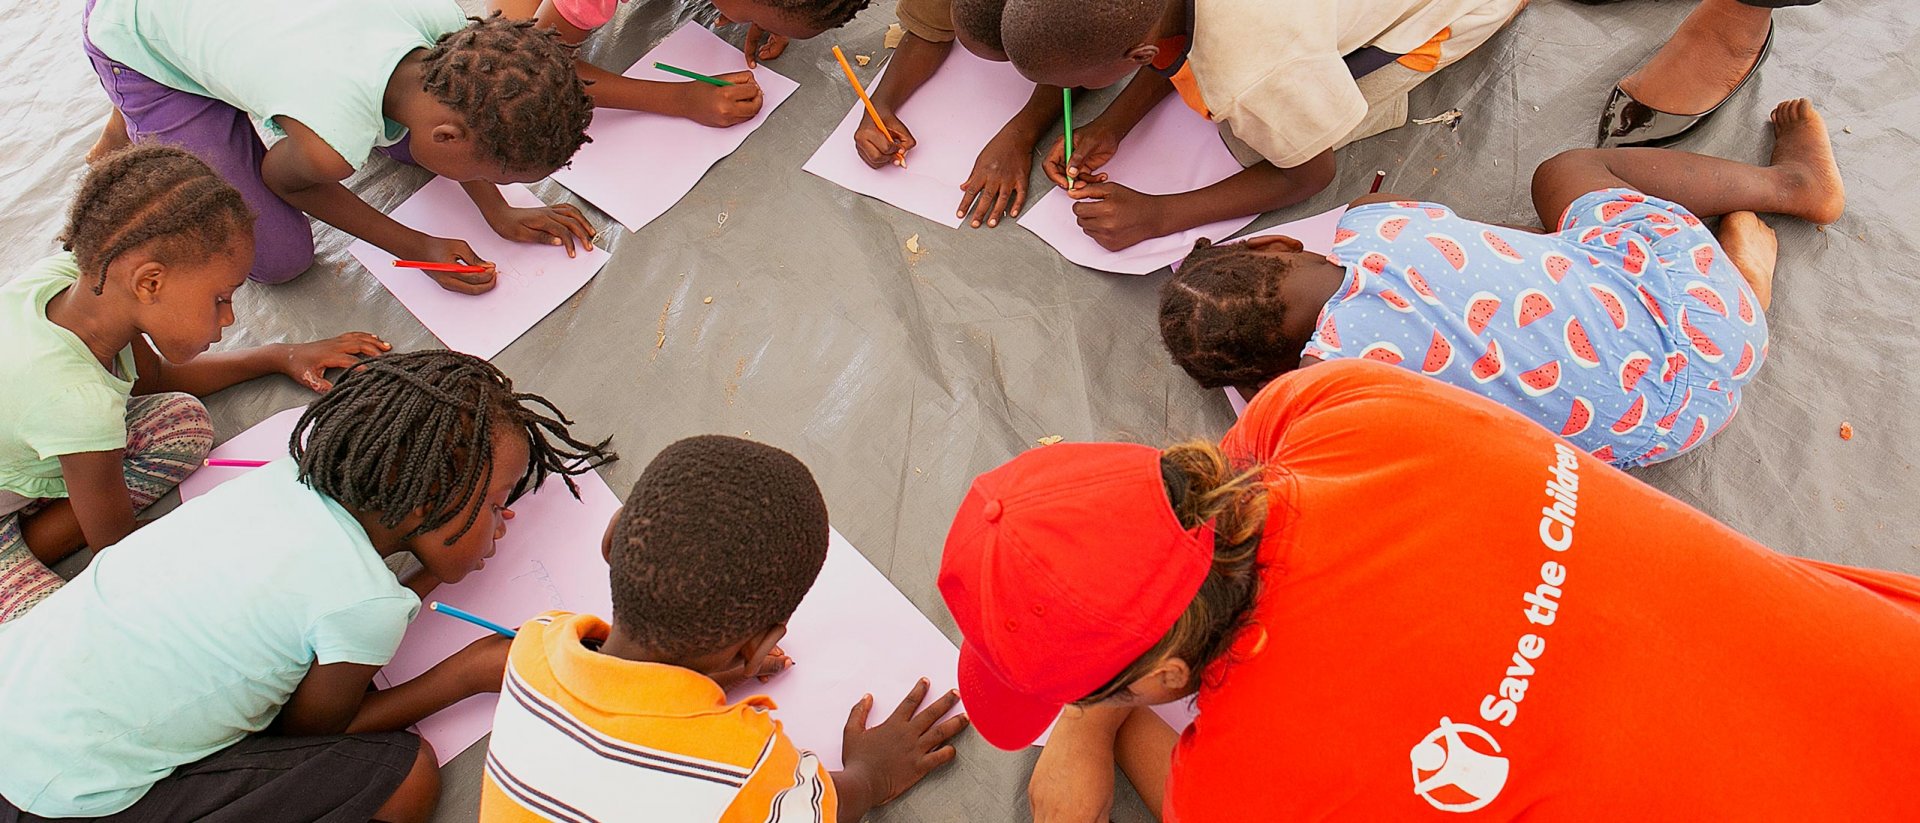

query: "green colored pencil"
(653, 62), (733, 86)
(1063, 87), (1076, 188)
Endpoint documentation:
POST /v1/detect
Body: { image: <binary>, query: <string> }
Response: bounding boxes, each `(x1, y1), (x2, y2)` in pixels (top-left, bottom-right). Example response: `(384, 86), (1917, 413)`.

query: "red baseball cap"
(939, 442), (1216, 750)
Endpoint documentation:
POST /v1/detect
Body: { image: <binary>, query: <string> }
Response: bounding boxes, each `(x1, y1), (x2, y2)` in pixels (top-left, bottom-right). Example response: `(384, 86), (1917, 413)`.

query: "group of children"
(0, 0), (1856, 818)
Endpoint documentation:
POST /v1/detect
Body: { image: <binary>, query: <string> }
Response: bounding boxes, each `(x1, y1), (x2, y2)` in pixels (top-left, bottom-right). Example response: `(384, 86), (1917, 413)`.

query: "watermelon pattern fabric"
(1305, 190), (1767, 467)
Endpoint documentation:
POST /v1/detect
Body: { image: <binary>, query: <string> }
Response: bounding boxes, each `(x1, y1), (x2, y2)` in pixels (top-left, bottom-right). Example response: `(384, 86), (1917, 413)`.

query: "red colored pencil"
(204, 458), (270, 468)
(1369, 170), (1386, 194)
(392, 260), (489, 273)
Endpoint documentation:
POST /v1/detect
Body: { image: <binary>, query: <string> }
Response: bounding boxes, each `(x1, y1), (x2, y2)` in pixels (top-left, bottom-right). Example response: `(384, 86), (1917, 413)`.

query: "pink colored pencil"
(204, 458), (270, 468)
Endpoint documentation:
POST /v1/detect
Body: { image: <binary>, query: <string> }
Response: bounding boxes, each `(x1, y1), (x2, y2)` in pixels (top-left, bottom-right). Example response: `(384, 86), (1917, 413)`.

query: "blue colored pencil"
(428, 601), (518, 638)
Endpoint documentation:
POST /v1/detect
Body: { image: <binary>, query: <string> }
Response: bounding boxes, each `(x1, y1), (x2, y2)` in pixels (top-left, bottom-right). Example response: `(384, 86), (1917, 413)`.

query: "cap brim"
(957, 642), (1063, 750)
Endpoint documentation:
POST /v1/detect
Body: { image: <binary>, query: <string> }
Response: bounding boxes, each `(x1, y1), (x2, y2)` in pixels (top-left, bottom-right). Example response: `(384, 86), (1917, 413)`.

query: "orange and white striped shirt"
(480, 612), (836, 823)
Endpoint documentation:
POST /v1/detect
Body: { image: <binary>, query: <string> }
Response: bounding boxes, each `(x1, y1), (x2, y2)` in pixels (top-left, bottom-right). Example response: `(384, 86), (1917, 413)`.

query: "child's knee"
(248, 232), (316, 285)
(374, 737), (440, 823)
(130, 393), (214, 462)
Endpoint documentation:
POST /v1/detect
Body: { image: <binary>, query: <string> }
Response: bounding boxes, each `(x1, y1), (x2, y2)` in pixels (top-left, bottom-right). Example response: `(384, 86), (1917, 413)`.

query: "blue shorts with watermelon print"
(1556, 188), (1768, 465)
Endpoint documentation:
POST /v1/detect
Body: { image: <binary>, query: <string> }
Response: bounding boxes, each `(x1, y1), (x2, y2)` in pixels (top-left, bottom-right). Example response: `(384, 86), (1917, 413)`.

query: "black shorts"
(1, 732), (419, 823)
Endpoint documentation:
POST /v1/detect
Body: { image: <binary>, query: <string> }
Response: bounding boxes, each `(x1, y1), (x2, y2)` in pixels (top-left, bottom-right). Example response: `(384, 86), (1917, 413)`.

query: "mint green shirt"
(0, 459), (420, 816)
(0, 254), (138, 501)
(87, 0), (467, 169)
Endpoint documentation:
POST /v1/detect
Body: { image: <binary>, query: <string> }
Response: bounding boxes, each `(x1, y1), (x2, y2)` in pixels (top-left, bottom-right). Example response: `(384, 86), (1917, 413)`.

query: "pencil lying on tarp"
(204, 458), (269, 468)
(1369, 170), (1386, 193)
(1064, 87), (1076, 188)
(831, 45), (905, 168)
(429, 601), (518, 638)
(392, 260), (489, 273)
(653, 62), (733, 86)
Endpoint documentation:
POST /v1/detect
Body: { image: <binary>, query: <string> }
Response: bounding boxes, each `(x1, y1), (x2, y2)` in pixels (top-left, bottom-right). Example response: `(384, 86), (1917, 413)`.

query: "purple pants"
(83, 1), (314, 284)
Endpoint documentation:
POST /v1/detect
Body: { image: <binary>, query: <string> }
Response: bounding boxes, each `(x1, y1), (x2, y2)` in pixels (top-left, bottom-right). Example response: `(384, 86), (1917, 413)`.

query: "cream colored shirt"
(1188, 0), (1516, 168)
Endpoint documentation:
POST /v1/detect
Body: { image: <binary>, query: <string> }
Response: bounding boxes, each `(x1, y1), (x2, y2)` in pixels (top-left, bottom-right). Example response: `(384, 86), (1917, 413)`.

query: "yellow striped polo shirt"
(480, 611), (836, 822)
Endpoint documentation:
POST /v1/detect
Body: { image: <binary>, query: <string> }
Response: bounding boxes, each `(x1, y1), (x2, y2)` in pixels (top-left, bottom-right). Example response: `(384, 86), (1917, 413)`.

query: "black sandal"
(1597, 23), (1774, 148)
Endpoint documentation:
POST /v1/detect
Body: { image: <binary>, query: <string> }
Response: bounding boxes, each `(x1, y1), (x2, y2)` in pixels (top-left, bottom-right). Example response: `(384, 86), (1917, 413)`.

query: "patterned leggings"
(0, 392), (212, 623)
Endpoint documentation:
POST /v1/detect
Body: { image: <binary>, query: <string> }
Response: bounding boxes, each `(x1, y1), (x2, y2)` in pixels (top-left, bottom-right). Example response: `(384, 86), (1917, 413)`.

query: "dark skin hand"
(854, 33), (947, 168)
(714, 15), (789, 67)
(832, 679), (969, 823)
(279, 634), (513, 737)
(505, 0), (766, 125)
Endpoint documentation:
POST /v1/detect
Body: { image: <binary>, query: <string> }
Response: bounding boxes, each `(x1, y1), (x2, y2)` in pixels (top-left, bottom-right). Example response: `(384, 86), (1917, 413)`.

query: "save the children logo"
(1409, 718), (1509, 813)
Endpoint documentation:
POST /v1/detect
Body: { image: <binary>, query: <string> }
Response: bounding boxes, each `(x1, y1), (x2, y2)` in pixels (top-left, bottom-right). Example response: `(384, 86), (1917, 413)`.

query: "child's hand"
(1069, 182), (1171, 251)
(716, 16), (788, 67)
(956, 129), (1035, 228)
(854, 106), (916, 169)
(281, 333), (391, 392)
(408, 235), (498, 294)
(1044, 119), (1124, 191)
(448, 633), (514, 696)
(675, 73), (765, 127)
(483, 204), (597, 258)
(838, 679), (968, 811)
(711, 645), (794, 690)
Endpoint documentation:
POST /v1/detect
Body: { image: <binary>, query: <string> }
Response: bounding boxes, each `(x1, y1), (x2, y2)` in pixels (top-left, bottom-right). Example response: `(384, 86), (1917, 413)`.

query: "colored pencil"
(831, 46), (906, 168)
(1369, 170), (1386, 194)
(428, 602), (518, 639)
(1063, 88), (1075, 189)
(653, 62), (733, 87)
(204, 458), (270, 468)
(392, 260), (489, 274)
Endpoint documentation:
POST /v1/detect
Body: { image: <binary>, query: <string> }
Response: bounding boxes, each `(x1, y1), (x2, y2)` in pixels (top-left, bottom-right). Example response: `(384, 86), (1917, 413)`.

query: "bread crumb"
(854, 54), (871, 66)
(1036, 435), (1063, 446)
(884, 23), (904, 49)
(704, 296), (713, 304)
(717, 212), (729, 226)
(1839, 422), (1854, 440)
(905, 234), (923, 255)
(1843, 126), (1853, 134)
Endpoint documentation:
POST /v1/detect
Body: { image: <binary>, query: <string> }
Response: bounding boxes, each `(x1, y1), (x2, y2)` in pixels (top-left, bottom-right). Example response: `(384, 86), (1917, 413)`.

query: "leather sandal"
(1597, 23), (1774, 148)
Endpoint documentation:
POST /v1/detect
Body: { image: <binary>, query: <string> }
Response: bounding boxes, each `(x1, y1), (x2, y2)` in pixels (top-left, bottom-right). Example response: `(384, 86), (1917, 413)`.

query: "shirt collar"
(541, 612), (743, 717)
(1149, 0), (1198, 77)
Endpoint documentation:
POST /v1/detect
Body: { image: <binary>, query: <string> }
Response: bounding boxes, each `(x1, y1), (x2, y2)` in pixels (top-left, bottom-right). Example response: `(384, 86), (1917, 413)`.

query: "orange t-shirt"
(1168, 360), (1920, 820)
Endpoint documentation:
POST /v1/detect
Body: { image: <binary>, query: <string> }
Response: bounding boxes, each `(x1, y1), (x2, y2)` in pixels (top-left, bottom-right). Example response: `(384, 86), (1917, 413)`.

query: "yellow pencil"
(832, 46), (906, 168)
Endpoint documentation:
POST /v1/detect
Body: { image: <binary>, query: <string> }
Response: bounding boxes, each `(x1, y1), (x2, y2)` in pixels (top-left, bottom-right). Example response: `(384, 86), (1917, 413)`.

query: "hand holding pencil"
(833, 46), (909, 169)
(399, 235), (497, 295)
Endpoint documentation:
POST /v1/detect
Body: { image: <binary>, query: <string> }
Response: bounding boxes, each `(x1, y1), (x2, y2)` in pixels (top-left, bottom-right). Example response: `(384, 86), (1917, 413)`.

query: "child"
(492, 0), (867, 124)
(850, 0), (1064, 229)
(996, 0), (1525, 251)
(84, 0), (599, 291)
(0, 145), (393, 623)
(1159, 99), (1846, 467)
(481, 435), (967, 822)
(0, 349), (616, 821)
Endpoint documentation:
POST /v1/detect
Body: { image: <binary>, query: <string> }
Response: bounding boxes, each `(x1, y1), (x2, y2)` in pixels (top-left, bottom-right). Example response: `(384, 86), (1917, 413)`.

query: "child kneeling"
(482, 435), (967, 822)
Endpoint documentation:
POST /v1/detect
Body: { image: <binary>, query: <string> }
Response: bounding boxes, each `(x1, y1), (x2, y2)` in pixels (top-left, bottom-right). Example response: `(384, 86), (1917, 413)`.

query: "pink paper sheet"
(802, 50), (1034, 228)
(347, 178), (612, 360)
(1018, 97), (1256, 275)
(551, 24), (799, 231)
(177, 408), (305, 501)
(373, 470), (623, 765)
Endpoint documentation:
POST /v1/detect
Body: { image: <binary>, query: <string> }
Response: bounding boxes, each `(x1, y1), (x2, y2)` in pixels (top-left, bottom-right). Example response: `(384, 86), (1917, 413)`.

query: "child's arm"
(957, 84), (1066, 229)
(852, 33), (951, 168)
(456, 181), (597, 259)
(54, 449), (138, 552)
(130, 333), (389, 397)
(1065, 150), (1338, 251)
(1040, 70), (1176, 190)
(1029, 705), (1178, 823)
(275, 635), (512, 737)
(832, 679), (968, 822)
(504, 0), (766, 124)
(259, 119), (499, 294)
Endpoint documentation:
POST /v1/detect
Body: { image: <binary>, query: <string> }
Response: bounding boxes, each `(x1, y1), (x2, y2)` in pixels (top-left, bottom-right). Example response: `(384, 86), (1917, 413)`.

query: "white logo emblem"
(1410, 717), (1509, 813)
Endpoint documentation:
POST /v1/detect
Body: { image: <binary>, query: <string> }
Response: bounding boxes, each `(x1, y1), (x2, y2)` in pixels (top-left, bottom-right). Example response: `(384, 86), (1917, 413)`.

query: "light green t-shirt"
(0, 253), (138, 501)
(87, 0), (468, 170)
(0, 459), (420, 817)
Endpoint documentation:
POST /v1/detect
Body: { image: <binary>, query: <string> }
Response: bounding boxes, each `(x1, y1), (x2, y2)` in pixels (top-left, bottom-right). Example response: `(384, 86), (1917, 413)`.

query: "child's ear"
(599, 507), (622, 565)
(429, 122), (468, 145)
(130, 260), (166, 304)
(1243, 235), (1305, 253)
(740, 623), (789, 667)
(1125, 43), (1161, 65)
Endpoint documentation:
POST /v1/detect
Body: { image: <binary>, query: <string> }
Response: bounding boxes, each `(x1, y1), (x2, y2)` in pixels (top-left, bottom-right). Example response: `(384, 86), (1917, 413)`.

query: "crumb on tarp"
(884, 23), (904, 49)
(1413, 109), (1464, 129)
(905, 234), (924, 255)
(1036, 435), (1063, 446)
(1840, 422), (1854, 440)
(854, 54), (871, 66)
(704, 296), (713, 304)
(717, 212), (729, 226)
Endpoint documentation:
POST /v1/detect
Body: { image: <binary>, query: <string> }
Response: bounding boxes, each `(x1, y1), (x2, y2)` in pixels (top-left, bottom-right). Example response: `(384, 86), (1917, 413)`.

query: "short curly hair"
(953, 0), (1007, 52)
(756, 0), (872, 31)
(420, 14), (594, 174)
(61, 145), (252, 295)
(1159, 240), (1301, 389)
(1002, 0), (1160, 77)
(609, 436), (829, 658)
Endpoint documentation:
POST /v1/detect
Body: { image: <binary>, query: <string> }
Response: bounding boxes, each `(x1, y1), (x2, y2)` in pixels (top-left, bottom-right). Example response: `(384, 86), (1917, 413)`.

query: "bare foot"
(1768, 98), (1846, 225)
(85, 109), (131, 165)
(1617, 0), (1771, 116)
(1716, 211), (1776, 312)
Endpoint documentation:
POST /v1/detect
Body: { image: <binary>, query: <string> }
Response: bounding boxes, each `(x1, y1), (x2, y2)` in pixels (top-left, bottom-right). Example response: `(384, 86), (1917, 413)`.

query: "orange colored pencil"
(831, 46), (906, 168)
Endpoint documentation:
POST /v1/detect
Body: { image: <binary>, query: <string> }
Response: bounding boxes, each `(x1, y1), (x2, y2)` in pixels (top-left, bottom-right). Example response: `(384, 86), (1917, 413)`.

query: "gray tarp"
(3, 0), (1915, 819)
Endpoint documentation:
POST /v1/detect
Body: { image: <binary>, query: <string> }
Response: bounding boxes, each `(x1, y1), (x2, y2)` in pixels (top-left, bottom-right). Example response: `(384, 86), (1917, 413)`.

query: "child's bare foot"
(85, 109), (131, 165)
(1715, 211), (1776, 312)
(1768, 99), (1846, 225)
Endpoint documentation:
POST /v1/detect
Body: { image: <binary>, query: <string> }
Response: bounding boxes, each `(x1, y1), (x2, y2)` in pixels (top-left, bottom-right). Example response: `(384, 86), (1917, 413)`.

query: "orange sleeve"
(719, 726), (837, 823)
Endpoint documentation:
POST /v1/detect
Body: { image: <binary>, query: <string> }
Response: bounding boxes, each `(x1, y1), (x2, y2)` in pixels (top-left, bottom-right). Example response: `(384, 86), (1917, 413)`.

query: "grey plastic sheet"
(3, 0), (1916, 819)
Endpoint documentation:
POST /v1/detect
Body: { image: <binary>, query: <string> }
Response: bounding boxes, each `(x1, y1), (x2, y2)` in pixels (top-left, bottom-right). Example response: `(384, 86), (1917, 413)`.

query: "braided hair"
(59, 144), (252, 295)
(1158, 240), (1299, 389)
(292, 350), (616, 545)
(755, 0), (871, 31)
(419, 14), (594, 174)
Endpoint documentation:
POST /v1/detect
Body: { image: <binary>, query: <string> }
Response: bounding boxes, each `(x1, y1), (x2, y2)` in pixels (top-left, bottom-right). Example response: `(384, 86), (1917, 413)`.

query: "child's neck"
(43, 284), (139, 370)
(599, 625), (730, 679)
(383, 50), (433, 129)
(1154, 0), (1191, 41)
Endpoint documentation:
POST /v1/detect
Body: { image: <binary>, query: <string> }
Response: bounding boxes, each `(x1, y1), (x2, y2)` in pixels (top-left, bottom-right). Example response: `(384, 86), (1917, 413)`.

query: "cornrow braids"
(292, 350), (616, 545)
(59, 144), (252, 295)
(1158, 240), (1300, 389)
(1075, 441), (1267, 704)
(755, 0), (871, 31)
(419, 14), (594, 174)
